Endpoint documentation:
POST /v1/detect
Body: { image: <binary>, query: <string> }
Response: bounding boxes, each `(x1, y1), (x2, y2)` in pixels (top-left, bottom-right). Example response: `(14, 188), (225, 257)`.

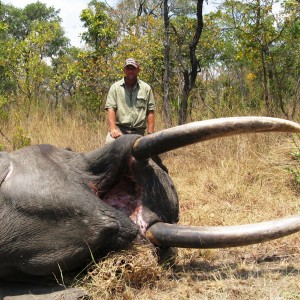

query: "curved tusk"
(146, 215), (300, 248)
(132, 117), (300, 160)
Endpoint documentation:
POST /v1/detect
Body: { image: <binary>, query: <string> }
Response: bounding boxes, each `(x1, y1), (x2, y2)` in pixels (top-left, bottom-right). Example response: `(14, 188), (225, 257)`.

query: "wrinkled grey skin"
(0, 135), (178, 280)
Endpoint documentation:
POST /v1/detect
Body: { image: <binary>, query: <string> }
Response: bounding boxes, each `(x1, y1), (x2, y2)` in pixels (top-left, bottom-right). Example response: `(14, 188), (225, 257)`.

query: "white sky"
(2, 0), (216, 48)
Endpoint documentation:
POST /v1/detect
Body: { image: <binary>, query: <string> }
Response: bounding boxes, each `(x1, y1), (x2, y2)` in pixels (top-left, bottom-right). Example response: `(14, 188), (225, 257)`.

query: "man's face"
(124, 65), (140, 80)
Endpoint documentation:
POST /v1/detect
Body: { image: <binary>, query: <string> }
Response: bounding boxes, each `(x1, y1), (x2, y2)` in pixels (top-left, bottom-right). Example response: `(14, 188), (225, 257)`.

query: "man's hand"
(110, 128), (122, 138)
(107, 108), (122, 139)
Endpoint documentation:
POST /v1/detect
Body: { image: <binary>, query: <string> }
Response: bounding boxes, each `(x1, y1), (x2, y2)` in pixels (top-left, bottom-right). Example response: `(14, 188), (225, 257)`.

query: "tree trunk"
(163, 0), (172, 127)
(261, 47), (271, 115)
(178, 71), (189, 125)
(270, 55), (288, 118)
(178, 0), (203, 125)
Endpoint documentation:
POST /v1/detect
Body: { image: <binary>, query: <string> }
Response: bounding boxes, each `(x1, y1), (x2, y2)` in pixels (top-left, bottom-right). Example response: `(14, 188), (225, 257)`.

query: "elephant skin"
(0, 135), (178, 280)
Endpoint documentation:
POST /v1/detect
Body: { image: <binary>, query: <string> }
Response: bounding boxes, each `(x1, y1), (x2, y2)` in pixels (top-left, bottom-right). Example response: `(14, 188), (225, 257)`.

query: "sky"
(2, 0), (216, 48)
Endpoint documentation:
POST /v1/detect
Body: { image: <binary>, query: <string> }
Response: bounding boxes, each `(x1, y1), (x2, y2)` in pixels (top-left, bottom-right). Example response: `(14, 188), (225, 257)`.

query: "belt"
(118, 126), (144, 135)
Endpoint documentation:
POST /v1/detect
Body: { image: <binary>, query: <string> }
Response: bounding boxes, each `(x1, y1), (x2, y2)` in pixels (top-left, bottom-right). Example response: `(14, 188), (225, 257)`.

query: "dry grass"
(1, 111), (299, 299)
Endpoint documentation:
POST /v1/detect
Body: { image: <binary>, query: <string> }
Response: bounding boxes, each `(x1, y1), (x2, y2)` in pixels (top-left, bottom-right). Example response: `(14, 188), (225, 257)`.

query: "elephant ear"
(132, 159), (179, 227)
(0, 153), (12, 185)
(84, 134), (140, 195)
(132, 117), (300, 160)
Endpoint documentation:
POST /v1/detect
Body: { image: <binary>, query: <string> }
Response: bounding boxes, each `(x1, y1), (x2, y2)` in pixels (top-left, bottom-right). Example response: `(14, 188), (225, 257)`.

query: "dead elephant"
(0, 116), (299, 281)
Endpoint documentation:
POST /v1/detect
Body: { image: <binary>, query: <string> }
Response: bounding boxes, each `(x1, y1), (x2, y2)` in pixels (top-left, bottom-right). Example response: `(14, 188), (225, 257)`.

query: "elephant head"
(0, 116), (299, 280)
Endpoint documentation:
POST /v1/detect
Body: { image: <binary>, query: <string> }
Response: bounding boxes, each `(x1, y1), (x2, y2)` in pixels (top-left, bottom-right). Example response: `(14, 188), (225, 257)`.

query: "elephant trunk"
(132, 117), (300, 160)
(146, 215), (300, 248)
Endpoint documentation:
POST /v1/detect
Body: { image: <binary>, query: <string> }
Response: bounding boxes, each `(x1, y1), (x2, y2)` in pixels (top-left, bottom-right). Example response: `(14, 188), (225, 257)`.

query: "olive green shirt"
(105, 78), (155, 130)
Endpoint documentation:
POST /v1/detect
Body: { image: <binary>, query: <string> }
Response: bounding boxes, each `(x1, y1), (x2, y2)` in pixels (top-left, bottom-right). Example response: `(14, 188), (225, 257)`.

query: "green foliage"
(75, 51), (113, 115)
(0, 1), (69, 121)
(80, 0), (117, 54)
(287, 165), (300, 191)
(50, 46), (80, 109)
(287, 137), (300, 191)
(216, 0), (300, 116)
(12, 127), (31, 150)
(115, 16), (164, 86)
(1, 2), (68, 55)
(0, 95), (9, 122)
(2, 20), (66, 119)
(0, 0), (299, 124)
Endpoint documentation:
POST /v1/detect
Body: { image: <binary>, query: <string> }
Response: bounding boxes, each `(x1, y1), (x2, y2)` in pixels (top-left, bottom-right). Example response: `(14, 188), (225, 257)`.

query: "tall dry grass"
(1, 110), (299, 299)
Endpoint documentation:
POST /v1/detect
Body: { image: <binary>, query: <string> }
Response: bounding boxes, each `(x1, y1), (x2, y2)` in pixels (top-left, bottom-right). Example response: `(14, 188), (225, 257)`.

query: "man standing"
(105, 58), (155, 143)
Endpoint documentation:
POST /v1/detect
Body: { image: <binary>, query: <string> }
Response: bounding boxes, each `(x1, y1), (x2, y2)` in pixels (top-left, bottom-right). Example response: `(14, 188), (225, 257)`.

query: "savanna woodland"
(0, 0), (300, 299)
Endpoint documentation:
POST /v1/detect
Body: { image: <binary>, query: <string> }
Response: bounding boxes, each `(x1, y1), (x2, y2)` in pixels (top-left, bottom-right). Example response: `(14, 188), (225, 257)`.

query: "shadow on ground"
(0, 281), (88, 300)
(172, 252), (300, 282)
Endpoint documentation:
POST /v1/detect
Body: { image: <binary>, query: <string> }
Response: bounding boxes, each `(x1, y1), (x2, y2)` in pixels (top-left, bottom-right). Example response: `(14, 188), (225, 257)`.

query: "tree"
(78, 1), (120, 116)
(269, 0), (300, 118)
(218, 0), (300, 117)
(1, 2), (68, 58)
(50, 46), (81, 110)
(0, 2), (69, 122)
(80, 0), (117, 54)
(163, 0), (172, 127)
(169, 0), (204, 124)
